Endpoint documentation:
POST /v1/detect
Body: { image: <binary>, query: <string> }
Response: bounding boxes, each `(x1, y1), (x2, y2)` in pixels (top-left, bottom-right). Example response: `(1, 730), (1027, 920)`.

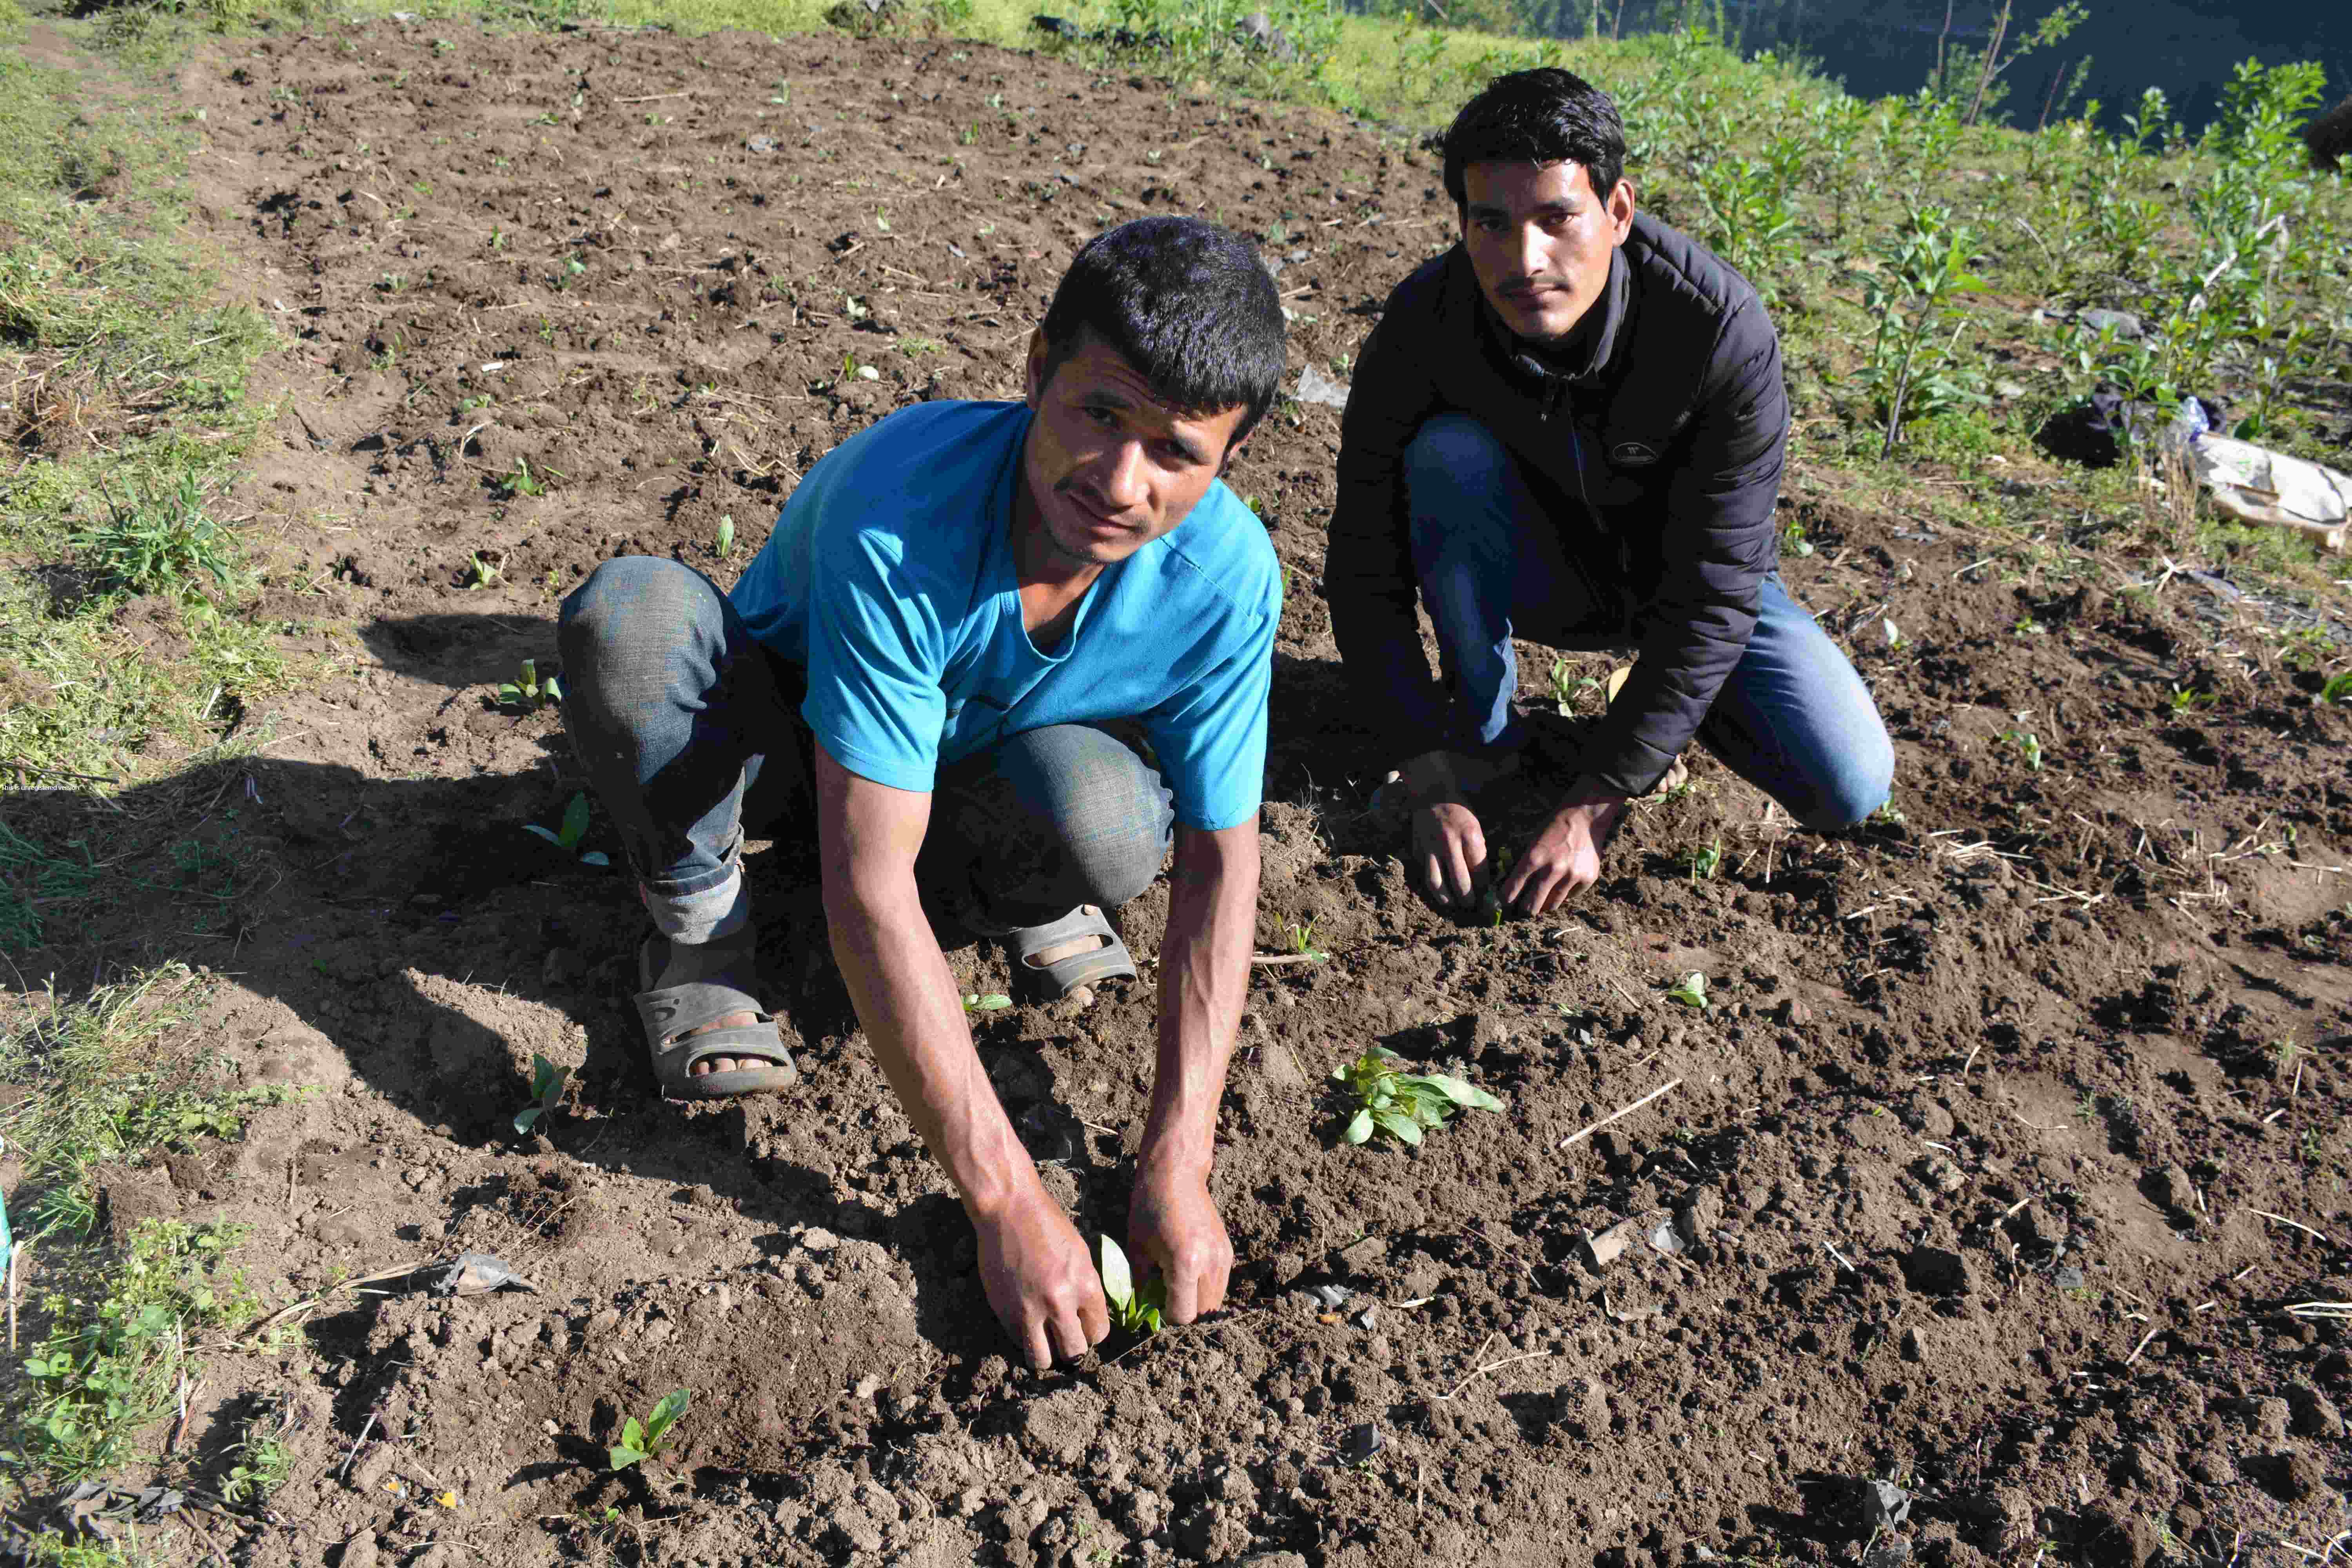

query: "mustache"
(1497, 274), (1570, 295)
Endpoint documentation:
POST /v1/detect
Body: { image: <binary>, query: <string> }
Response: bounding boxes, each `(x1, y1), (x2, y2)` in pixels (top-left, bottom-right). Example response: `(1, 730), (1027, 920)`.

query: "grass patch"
(0, 964), (296, 1239)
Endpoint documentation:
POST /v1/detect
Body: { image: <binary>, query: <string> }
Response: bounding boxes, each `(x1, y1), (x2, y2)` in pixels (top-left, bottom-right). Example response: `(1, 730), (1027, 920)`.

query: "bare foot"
(655, 929), (763, 1077)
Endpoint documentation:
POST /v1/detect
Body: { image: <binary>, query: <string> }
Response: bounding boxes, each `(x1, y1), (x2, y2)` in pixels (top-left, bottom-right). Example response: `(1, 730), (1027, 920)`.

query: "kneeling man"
(559, 216), (1284, 1366)
(1326, 69), (1893, 914)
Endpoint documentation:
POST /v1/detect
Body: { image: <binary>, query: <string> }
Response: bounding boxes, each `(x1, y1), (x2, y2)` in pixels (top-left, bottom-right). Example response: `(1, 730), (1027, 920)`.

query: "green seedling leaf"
(1373, 1109), (1423, 1145)
(608, 1390), (690, 1470)
(1097, 1232), (1134, 1307)
(558, 791), (592, 851)
(497, 682), (525, 705)
(521, 824), (566, 847)
(1331, 1046), (1501, 1146)
(1411, 1073), (1505, 1112)
(514, 1053), (568, 1134)
(1666, 972), (1710, 1010)
(1344, 1107), (1374, 1144)
(579, 850), (610, 867)
(541, 674), (563, 704)
(961, 992), (1013, 1013)
(1096, 1235), (1164, 1334)
(716, 514), (736, 557)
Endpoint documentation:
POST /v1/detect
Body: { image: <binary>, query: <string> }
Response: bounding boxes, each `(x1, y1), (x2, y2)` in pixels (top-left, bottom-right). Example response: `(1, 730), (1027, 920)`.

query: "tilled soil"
(7, 19), (2351, 1568)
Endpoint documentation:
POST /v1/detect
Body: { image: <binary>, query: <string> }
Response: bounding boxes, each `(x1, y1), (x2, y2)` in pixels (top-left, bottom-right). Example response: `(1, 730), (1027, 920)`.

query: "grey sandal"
(1010, 904), (1137, 998)
(633, 937), (798, 1099)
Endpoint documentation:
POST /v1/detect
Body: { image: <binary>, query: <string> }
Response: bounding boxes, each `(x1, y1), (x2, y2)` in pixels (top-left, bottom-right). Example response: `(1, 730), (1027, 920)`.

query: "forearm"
(1140, 825), (1260, 1178)
(826, 872), (1034, 1221)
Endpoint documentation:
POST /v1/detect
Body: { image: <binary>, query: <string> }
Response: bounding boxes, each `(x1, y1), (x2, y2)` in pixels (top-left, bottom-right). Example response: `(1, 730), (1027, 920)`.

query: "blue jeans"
(555, 557), (1174, 943)
(1404, 414), (1893, 831)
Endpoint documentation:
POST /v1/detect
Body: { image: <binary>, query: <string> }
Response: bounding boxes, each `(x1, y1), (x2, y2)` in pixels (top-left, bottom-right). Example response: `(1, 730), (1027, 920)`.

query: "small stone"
(337, 1530), (379, 1568)
(746, 135), (778, 153)
(1676, 1187), (1726, 1246)
(1900, 1326), (1927, 1362)
(1338, 1422), (1383, 1463)
(854, 1374), (882, 1400)
(2149, 1163), (2196, 1213)
(2054, 1265), (2086, 1291)
(1351, 1305), (1379, 1330)
(1778, 998), (1813, 1027)
(1900, 1246), (1973, 1297)
(2079, 308), (2145, 340)
(798, 1227), (841, 1253)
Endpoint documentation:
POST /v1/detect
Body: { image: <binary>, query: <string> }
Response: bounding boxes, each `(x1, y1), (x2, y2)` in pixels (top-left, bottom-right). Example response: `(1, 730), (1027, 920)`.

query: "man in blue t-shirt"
(557, 217), (1285, 1368)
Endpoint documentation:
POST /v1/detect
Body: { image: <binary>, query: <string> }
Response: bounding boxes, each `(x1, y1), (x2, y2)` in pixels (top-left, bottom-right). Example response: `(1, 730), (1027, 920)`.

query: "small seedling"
(1283, 920), (1327, 961)
(961, 992), (1012, 1014)
(1665, 972), (1710, 1010)
(1999, 729), (2045, 771)
(464, 552), (503, 590)
(715, 514), (736, 558)
(1681, 837), (1723, 882)
(2319, 672), (2352, 705)
(608, 1389), (690, 1470)
(1780, 520), (1815, 557)
(497, 658), (562, 711)
(513, 1053), (568, 1134)
(1331, 1045), (1503, 1146)
(2167, 686), (2215, 713)
(1547, 658), (1600, 716)
(499, 458), (545, 499)
(1096, 1234), (1165, 1334)
(523, 791), (610, 866)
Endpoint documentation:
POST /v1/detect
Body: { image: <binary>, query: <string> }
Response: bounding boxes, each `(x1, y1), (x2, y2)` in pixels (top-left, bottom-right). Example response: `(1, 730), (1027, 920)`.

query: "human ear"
(1024, 330), (1051, 408)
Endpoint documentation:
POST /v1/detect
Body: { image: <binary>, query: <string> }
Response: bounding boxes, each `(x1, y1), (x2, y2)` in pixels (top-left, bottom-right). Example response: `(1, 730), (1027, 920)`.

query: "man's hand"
(973, 1183), (1109, 1370)
(1497, 794), (1627, 915)
(1127, 1159), (1233, 1326)
(1399, 750), (1504, 907)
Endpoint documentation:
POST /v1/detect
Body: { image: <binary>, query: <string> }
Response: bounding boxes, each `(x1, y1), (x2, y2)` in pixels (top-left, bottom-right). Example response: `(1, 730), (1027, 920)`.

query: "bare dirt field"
(6, 18), (2350, 1568)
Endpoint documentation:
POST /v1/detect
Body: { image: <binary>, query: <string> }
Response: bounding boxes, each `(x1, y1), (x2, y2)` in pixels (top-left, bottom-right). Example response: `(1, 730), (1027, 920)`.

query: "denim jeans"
(556, 557), (1174, 943)
(1403, 413), (1894, 830)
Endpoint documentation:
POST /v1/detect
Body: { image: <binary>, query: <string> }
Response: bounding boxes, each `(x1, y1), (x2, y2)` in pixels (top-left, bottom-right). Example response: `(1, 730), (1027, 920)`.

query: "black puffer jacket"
(1324, 212), (1788, 797)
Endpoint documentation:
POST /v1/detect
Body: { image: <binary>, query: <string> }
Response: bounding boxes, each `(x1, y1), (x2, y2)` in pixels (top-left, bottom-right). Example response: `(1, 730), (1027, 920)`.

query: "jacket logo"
(1610, 440), (1660, 466)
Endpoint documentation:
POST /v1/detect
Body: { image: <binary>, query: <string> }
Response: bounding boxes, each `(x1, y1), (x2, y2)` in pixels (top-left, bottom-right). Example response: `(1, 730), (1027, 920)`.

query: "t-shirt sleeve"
(1143, 592), (1277, 832)
(801, 522), (950, 793)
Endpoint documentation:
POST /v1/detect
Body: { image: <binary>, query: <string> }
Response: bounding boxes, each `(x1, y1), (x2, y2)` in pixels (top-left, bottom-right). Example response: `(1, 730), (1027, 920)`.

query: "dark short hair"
(1039, 215), (1287, 446)
(1441, 68), (1627, 209)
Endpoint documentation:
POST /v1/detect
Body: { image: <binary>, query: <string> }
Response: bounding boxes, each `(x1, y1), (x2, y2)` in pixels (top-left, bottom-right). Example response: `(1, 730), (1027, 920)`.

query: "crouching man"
(557, 216), (1285, 1367)
(1325, 69), (1894, 915)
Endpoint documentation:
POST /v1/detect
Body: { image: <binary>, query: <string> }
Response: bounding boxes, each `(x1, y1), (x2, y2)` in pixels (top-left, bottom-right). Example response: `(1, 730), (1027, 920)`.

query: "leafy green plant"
(1096, 1234), (1165, 1334)
(498, 458), (544, 499)
(1330, 1045), (1502, 1146)
(496, 658), (562, 711)
(2167, 686), (2215, 714)
(18, 1220), (255, 1481)
(1283, 920), (1328, 961)
(1780, 521), (1815, 559)
(463, 552), (503, 590)
(960, 991), (1012, 1014)
(220, 1396), (295, 1504)
(1547, 658), (1600, 716)
(1665, 972), (1710, 1010)
(513, 1054), (568, 1134)
(2000, 728), (2045, 771)
(523, 791), (610, 866)
(1857, 205), (1989, 456)
(70, 475), (237, 598)
(2319, 673), (2352, 706)
(608, 1388), (690, 1470)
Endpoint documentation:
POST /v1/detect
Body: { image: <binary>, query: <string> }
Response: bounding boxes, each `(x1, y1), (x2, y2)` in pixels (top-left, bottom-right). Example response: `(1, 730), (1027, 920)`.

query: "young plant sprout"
(1665, 972), (1710, 1010)
(513, 1053), (568, 1134)
(608, 1389), (690, 1470)
(1999, 728), (2044, 771)
(961, 992), (1012, 1014)
(1331, 1045), (1503, 1146)
(1682, 837), (1723, 882)
(496, 658), (561, 711)
(1096, 1234), (1165, 1334)
(523, 791), (610, 866)
(715, 514), (736, 558)
(1284, 920), (1327, 961)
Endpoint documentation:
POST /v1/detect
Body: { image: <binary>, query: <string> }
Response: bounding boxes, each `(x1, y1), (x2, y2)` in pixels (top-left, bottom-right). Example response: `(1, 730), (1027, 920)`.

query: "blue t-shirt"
(730, 399), (1280, 833)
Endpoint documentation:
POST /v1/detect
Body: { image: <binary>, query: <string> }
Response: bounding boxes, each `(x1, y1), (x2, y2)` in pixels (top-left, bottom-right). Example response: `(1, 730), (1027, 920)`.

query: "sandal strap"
(655, 1025), (794, 1074)
(1011, 904), (1137, 995)
(633, 979), (775, 1046)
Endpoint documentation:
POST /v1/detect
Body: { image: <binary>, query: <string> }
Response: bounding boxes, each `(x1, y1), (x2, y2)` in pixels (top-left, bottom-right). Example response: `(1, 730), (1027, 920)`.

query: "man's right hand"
(973, 1182), (1110, 1370)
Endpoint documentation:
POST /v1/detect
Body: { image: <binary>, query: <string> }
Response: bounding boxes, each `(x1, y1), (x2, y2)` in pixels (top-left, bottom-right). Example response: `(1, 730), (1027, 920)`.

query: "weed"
(17, 1219), (255, 1481)
(512, 1053), (568, 1135)
(1330, 1044), (1502, 1147)
(1999, 728), (2045, 771)
(1857, 205), (1989, 456)
(69, 475), (237, 598)
(608, 1389), (690, 1470)
(523, 791), (610, 866)
(220, 1395), (295, 1505)
(0, 819), (99, 955)
(1096, 1234), (1165, 1334)
(1665, 972), (1710, 1010)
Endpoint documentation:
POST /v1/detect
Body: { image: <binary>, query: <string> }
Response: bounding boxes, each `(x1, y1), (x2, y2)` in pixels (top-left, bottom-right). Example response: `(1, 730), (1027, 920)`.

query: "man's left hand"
(1498, 795), (1628, 915)
(1127, 1159), (1232, 1326)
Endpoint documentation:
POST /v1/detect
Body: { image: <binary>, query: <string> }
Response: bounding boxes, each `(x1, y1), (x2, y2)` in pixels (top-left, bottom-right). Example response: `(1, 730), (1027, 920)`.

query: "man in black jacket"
(1325, 67), (1893, 915)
